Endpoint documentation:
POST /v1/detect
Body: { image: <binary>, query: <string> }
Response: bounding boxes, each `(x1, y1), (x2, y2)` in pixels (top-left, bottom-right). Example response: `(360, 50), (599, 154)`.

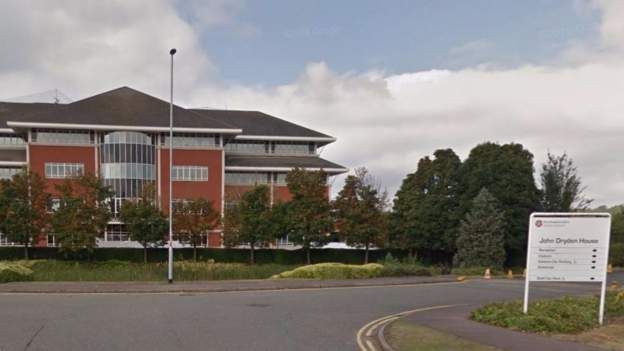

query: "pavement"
(0, 275), (458, 293)
(0, 273), (620, 351)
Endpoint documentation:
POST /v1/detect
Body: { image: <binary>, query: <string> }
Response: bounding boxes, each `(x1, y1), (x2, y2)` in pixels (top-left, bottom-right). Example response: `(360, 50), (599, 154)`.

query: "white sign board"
(523, 213), (611, 324)
(527, 215), (610, 282)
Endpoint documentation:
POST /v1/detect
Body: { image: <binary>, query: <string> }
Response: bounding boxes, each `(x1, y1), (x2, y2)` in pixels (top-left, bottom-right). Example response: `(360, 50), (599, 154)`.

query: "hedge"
(0, 247), (411, 265)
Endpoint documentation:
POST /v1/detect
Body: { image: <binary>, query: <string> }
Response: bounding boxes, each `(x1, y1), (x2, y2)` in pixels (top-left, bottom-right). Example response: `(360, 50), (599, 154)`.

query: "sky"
(0, 0), (623, 206)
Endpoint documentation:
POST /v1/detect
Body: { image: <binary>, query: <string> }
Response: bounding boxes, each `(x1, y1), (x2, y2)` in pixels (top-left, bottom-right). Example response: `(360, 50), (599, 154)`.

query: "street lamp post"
(168, 48), (177, 284)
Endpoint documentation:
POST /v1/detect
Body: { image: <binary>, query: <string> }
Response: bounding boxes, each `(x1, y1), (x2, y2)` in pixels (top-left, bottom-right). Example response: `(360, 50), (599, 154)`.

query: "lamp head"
(169, 48), (177, 55)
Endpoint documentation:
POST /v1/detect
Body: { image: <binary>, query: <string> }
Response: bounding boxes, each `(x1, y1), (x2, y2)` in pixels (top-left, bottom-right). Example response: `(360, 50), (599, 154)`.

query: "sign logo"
(535, 220), (543, 228)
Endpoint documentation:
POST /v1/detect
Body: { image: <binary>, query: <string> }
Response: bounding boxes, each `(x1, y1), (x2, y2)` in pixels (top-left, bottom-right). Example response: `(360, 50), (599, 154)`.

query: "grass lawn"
(555, 318), (624, 351)
(15, 260), (297, 282)
(386, 320), (500, 351)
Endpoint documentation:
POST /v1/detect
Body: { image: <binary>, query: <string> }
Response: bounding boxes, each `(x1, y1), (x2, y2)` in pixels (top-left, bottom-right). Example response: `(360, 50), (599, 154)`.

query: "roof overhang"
(0, 161), (26, 166)
(234, 135), (336, 143)
(6, 121), (242, 134)
(225, 166), (348, 174)
(0, 128), (15, 133)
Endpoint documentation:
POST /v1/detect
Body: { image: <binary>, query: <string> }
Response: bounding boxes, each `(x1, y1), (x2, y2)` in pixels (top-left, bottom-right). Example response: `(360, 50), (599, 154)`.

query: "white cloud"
(0, 0), (229, 100)
(1, 1), (624, 206)
(190, 59), (624, 206)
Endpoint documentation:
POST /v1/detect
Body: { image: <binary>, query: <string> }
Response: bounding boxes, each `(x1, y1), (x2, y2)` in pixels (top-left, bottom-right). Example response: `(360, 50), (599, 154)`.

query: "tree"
(223, 185), (277, 264)
(453, 188), (506, 269)
(540, 152), (592, 211)
(52, 174), (113, 257)
(610, 206), (624, 244)
(119, 185), (167, 263)
(0, 171), (50, 259)
(390, 149), (462, 263)
(333, 168), (388, 263)
(458, 142), (540, 264)
(173, 198), (220, 261)
(285, 168), (333, 264)
(595, 205), (624, 244)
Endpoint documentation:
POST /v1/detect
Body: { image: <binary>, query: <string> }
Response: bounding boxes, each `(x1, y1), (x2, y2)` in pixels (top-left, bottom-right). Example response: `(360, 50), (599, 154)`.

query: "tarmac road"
(0, 274), (620, 351)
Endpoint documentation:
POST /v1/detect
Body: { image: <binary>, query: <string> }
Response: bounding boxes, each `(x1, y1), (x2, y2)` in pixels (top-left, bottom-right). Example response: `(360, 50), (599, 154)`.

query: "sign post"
(523, 213), (611, 324)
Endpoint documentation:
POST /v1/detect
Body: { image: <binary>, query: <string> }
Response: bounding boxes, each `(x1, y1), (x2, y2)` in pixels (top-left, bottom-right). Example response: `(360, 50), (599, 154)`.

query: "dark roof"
(0, 149), (26, 162)
(0, 102), (59, 129)
(191, 109), (334, 140)
(225, 155), (347, 173)
(0, 87), (335, 143)
(3, 87), (240, 132)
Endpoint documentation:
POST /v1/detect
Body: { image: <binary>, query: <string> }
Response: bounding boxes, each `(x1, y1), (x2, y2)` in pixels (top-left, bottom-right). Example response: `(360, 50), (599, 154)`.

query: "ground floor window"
(0, 167), (23, 180)
(47, 234), (56, 247)
(277, 235), (293, 246)
(0, 233), (15, 246)
(105, 224), (129, 241)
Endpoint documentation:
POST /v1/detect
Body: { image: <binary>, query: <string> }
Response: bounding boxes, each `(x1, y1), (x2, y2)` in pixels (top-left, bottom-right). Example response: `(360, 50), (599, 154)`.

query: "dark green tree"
(453, 188), (506, 269)
(119, 185), (167, 263)
(333, 168), (387, 263)
(52, 174), (113, 257)
(173, 198), (220, 261)
(540, 152), (592, 211)
(611, 207), (624, 245)
(595, 205), (624, 244)
(390, 149), (462, 262)
(286, 168), (332, 264)
(458, 142), (540, 263)
(0, 171), (50, 259)
(223, 185), (276, 264)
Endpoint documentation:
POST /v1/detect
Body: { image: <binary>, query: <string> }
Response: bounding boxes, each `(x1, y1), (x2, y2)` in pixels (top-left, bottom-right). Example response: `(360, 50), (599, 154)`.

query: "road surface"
(0, 274), (619, 351)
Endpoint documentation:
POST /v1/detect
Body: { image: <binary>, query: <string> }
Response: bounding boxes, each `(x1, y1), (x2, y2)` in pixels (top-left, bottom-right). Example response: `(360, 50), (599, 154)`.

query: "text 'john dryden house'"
(0, 87), (347, 248)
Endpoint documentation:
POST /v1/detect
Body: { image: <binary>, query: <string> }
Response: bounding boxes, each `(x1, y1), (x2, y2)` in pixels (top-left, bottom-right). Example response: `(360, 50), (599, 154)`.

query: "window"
(105, 224), (129, 241)
(171, 166), (208, 181)
(47, 198), (61, 213)
(44, 163), (84, 179)
(224, 172), (270, 185)
(0, 167), (22, 180)
(172, 198), (198, 213)
(0, 233), (15, 246)
(272, 141), (315, 155)
(162, 133), (218, 147)
(224, 141), (268, 154)
(103, 131), (153, 145)
(274, 173), (288, 185)
(33, 129), (92, 144)
(100, 163), (155, 180)
(277, 235), (293, 246)
(47, 234), (56, 247)
(0, 133), (25, 145)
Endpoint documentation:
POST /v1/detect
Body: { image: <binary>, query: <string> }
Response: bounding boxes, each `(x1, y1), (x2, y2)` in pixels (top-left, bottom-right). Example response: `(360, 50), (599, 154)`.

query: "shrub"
(471, 287), (624, 334)
(610, 243), (624, 267)
(272, 263), (384, 279)
(382, 252), (400, 265)
(0, 262), (34, 283)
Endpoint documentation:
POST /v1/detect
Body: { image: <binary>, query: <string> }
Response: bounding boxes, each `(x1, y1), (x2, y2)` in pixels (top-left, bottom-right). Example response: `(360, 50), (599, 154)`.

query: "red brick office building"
(0, 87), (347, 248)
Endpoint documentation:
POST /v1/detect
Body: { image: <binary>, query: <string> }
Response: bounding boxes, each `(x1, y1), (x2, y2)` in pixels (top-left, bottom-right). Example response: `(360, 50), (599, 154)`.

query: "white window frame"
(44, 162), (84, 179)
(171, 165), (209, 181)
